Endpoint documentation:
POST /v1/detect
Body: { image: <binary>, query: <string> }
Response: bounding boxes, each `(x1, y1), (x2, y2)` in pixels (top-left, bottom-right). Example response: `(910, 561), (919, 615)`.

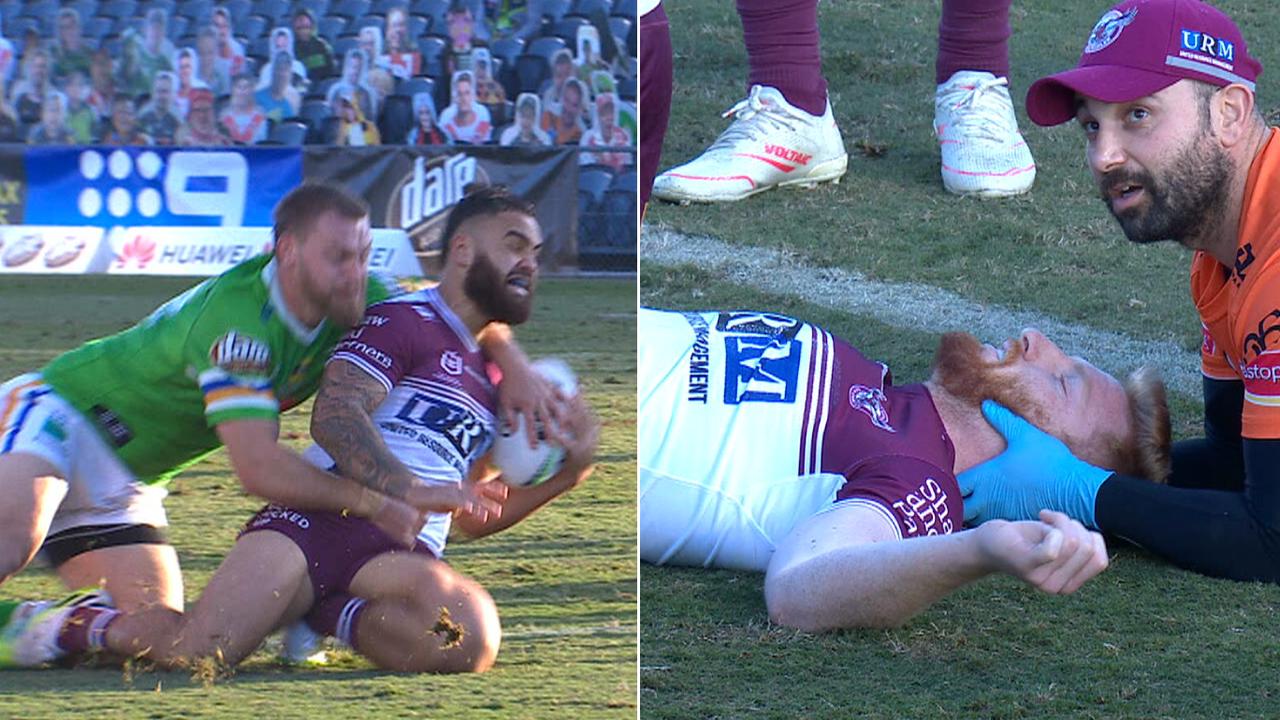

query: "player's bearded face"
(1097, 118), (1232, 247)
(930, 332), (1048, 428)
(465, 245), (534, 325)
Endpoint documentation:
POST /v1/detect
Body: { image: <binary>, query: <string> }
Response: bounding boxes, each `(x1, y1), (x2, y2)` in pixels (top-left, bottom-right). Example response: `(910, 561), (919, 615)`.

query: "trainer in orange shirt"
(959, 0), (1280, 582)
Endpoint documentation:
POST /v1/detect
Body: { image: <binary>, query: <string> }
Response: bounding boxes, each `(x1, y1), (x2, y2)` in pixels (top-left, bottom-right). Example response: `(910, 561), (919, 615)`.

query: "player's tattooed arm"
(311, 359), (416, 500)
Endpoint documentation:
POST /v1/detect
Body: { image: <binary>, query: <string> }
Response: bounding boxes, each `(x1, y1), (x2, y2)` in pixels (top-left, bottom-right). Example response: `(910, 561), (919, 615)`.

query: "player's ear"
(451, 231), (473, 266)
(275, 231), (297, 266)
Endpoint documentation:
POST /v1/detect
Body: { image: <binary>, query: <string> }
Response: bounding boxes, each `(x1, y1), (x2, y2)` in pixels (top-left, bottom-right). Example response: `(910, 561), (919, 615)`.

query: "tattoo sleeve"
(310, 359), (416, 499)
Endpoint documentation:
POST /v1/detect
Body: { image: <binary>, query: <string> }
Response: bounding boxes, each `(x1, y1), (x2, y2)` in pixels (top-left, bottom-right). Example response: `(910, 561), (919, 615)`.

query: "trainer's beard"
(1099, 132), (1232, 248)
(464, 249), (532, 325)
(930, 332), (1048, 428)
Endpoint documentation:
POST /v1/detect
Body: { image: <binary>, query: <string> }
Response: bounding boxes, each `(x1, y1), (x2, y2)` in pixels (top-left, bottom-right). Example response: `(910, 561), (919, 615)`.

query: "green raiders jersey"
(41, 254), (400, 485)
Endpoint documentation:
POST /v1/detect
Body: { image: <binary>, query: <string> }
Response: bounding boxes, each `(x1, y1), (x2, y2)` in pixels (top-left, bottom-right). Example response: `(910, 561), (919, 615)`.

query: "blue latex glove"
(957, 400), (1113, 528)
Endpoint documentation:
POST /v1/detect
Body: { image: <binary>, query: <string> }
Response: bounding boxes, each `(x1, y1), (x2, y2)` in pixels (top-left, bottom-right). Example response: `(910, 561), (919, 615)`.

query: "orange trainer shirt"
(1192, 126), (1280, 438)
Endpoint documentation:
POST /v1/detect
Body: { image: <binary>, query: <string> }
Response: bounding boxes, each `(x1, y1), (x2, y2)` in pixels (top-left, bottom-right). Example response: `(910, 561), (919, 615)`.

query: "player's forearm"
(764, 532), (993, 631)
(311, 397), (420, 501)
(237, 442), (385, 518)
(458, 466), (587, 538)
(477, 323), (527, 372)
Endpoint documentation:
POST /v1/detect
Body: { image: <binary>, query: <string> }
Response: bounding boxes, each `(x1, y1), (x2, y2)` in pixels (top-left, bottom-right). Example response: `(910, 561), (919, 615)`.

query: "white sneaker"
(0, 587), (113, 667)
(652, 85), (848, 203)
(279, 620), (331, 666)
(934, 71), (1036, 197)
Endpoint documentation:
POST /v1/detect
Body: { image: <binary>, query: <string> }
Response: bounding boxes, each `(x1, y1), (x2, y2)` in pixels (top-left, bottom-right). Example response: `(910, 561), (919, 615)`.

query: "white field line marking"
(642, 227), (1201, 398)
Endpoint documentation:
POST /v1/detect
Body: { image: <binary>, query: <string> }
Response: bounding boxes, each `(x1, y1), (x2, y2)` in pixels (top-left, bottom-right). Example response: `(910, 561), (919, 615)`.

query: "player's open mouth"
(507, 275), (531, 296)
(1109, 183), (1144, 211)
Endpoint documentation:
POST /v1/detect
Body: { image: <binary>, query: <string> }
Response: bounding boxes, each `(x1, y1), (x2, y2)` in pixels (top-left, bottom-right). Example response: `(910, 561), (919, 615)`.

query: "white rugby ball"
(492, 357), (578, 487)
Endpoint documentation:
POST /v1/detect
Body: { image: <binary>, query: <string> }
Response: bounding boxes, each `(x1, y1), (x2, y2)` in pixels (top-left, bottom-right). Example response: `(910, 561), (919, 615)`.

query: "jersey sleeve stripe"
(330, 352), (395, 394)
(206, 395), (280, 415)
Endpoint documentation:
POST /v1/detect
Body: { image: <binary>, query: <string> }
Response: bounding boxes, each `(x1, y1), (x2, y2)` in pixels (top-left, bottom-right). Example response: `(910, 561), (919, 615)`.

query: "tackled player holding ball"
(0, 186), (599, 672)
(640, 308), (1169, 630)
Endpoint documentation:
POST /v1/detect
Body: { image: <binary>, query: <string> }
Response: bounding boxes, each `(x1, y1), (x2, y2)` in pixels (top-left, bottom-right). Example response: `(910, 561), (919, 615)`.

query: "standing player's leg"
(308, 551), (501, 673)
(650, 0), (847, 203)
(638, 0), (672, 215)
(934, 0), (1036, 197)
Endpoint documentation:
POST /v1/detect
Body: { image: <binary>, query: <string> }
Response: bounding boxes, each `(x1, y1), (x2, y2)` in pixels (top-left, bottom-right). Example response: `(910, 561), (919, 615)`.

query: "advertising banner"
(0, 225), (108, 274)
(303, 146), (578, 272)
(103, 226), (420, 277)
(22, 147), (302, 228)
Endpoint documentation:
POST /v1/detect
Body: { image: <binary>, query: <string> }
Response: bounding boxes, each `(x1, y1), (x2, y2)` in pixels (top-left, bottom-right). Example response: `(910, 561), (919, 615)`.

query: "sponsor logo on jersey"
(848, 384), (895, 433)
(1084, 7), (1137, 54)
(1242, 349), (1280, 406)
(714, 312), (802, 342)
(89, 404), (133, 448)
(681, 312), (712, 403)
(892, 477), (954, 537)
(1201, 324), (1217, 357)
(336, 338), (394, 370)
(723, 335), (801, 404)
(1241, 309), (1280, 361)
(440, 350), (464, 376)
(394, 393), (491, 460)
(210, 330), (272, 375)
(1234, 243), (1255, 286)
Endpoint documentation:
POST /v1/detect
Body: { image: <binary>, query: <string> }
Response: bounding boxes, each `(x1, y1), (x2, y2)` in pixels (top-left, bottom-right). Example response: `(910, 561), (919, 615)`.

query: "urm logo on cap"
(1180, 30), (1235, 64)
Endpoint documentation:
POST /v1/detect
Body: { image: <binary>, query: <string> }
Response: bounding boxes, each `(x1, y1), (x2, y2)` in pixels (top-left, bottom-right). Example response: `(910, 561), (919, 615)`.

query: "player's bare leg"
(58, 544), (183, 612)
(339, 551), (501, 673)
(0, 453), (68, 586)
(102, 530), (312, 666)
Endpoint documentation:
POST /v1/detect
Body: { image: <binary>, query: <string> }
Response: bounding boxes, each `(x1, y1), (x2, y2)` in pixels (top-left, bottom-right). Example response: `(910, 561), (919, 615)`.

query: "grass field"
(0, 275), (637, 719)
(642, 1), (1280, 718)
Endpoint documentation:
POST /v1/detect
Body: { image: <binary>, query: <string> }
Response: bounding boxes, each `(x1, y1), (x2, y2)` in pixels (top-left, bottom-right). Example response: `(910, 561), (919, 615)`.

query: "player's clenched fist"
(977, 509), (1109, 595)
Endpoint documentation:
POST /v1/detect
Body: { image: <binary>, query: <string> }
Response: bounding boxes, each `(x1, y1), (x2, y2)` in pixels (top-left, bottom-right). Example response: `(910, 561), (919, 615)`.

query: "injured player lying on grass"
(638, 308), (1170, 631)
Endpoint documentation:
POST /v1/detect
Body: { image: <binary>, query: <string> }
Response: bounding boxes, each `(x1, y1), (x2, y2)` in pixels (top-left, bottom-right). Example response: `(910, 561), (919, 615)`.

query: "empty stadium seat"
(318, 14), (348, 41)
(490, 36), (524, 67)
(512, 53), (549, 94)
(98, 0), (136, 20)
(377, 93), (413, 143)
(237, 13), (269, 42)
(268, 119), (308, 145)
(541, 0), (571, 23)
(332, 0), (371, 20)
(527, 35), (566, 61)
(396, 75), (434, 100)
(417, 34), (445, 75)
(252, 0), (289, 22)
(571, 0), (610, 18)
(410, 0), (448, 23)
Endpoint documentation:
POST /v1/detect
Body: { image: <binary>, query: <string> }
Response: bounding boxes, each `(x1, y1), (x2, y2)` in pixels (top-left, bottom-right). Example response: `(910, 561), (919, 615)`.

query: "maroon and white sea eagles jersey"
(639, 308), (963, 571)
(302, 287), (498, 557)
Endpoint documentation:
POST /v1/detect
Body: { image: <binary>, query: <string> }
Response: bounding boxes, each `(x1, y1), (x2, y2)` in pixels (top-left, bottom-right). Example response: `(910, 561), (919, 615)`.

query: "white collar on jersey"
(420, 286), (481, 353)
(262, 258), (325, 344)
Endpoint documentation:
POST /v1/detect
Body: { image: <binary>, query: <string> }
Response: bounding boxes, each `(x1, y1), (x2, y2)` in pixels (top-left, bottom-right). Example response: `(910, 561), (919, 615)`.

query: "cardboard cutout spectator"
(27, 90), (73, 144)
(63, 70), (95, 142)
(579, 91), (632, 169)
(220, 73), (268, 144)
(175, 87), (231, 146)
(326, 48), (378, 121)
(11, 49), (53, 125)
(257, 28), (308, 90)
(101, 95), (153, 144)
(211, 7), (246, 77)
(292, 9), (335, 81)
(256, 52), (302, 122)
(138, 70), (183, 145)
(541, 76), (585, 145)
(406, 92), (450, 145)
(439, 69), (492, 144)
(499, 92), (550, 147)
(51, 8), (94, 81)
(333, 88), (380, 145)
(382, 6), (421, 79)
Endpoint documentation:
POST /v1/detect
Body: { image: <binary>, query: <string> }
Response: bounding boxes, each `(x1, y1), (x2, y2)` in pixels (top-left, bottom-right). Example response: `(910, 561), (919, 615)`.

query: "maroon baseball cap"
(1025, 0), (1261, 126)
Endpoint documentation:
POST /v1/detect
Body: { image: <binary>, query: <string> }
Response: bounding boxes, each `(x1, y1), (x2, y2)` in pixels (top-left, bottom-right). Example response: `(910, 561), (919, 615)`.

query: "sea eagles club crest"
(1085, 7), (1138, 54)
(849, 384), (895, 433)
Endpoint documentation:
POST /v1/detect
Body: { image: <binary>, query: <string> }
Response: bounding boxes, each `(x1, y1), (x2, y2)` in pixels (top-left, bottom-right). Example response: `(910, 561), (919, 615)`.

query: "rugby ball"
(492, 357), (578, 487)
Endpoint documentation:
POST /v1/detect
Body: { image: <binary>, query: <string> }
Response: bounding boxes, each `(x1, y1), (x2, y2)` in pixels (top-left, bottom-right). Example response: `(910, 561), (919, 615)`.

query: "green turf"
(642, 0), (1280, 717)
(0, 275), (637, 719)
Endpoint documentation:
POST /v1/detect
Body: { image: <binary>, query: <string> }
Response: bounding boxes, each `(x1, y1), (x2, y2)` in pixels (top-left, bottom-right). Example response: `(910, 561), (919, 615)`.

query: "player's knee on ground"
(405, 565), (502, 674)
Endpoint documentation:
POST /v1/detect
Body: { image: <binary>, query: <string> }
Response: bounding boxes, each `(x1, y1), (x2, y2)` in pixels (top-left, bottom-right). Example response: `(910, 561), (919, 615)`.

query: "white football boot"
(0, 588), (113, 668)
(934, 70), (1036, 197)
(279, 620), (332, 666)
(652, 85), (848, 203)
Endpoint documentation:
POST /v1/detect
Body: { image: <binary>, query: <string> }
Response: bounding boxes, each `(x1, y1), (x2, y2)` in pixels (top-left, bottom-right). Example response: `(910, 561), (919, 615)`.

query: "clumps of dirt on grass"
(432, 607), (466, 649)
